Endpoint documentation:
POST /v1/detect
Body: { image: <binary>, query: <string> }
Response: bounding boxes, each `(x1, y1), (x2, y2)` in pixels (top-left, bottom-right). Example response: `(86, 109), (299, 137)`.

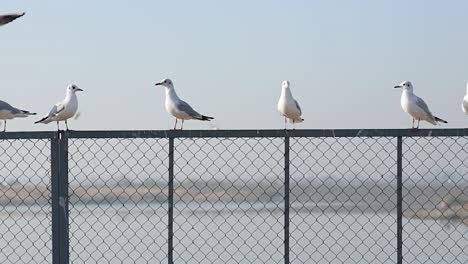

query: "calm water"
(0, 203), (467, 264)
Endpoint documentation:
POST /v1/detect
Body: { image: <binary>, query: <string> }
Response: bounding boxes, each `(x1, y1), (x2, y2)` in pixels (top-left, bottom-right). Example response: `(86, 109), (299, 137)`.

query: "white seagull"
(0, 12), (25, 27)
(0, 100), (36, 132)
(394, 81), (447, 129)
(277, 80), (304, 129)
(155, 78), (214, 130)
(462, 82), (468, 114)
(34, 84), (83, 130)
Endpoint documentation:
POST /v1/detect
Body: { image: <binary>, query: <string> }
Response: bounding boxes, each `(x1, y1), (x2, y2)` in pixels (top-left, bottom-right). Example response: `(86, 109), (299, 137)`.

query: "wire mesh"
(0, 139), (52, 264)
(1, 130), (468, 264)
(403, 137), (468, 264)
(68, 138), (169, 263)
(173, 137), (285, 263)
(289, 137), (398, 263)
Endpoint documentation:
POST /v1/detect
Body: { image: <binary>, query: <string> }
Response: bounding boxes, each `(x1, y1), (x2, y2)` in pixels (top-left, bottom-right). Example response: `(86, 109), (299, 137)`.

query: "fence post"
(168, 137), (174, 264)
(51, 131), (69, 264)
(284, 136), (290, 264)
(397, 136), (403, 264)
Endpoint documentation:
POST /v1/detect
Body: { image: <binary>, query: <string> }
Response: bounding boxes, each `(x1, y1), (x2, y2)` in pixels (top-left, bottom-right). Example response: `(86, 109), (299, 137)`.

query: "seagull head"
(394, 81), (413, 92)
(282, 80), (290, 89)
(155, 78), (174, 89)
(67, 84), (83, 93)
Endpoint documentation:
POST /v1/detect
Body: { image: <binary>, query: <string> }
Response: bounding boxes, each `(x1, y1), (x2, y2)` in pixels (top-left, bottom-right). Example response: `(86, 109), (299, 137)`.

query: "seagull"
(277, 80), (304, 129)
(394, 81), (447, 129)
(155, 78), (214, 130)
(0, 100), (36, 132)
(0, 12), (25, 27)
(34, 84), (83, 130)
(462, 82), (468, 114)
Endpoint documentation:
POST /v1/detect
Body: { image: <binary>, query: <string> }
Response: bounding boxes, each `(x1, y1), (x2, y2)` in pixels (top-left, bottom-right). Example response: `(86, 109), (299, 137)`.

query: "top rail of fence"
(0, 128), (468, 140)
(0, 131), (56, 140)
(60, 128), (468, 138)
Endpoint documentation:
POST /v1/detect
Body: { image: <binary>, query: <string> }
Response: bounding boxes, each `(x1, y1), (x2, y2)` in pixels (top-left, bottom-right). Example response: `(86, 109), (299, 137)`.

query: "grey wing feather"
(0, 100), (21, 114)
(414, 96), (433, 115)
(48, 103), (64, 117)
(0, 13), (25, 26)
(294, 100), (302, 115)
(177, 100), (202, 118)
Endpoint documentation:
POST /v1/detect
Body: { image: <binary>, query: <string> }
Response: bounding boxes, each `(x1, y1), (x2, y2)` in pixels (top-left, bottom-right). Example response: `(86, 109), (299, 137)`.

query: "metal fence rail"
(0, 129), (467, 264)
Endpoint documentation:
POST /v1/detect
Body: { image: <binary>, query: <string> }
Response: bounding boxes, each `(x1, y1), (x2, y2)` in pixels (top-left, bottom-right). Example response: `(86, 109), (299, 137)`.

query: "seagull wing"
(48, 102), (65, 117)
(294, 99), (302, 115)
(413, 95), (434, 116)
(0, 100), (20, 114)
(176, 100), (202, 118)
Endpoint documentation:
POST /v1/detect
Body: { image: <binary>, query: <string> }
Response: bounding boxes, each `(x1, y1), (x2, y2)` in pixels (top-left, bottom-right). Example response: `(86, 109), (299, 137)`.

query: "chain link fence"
(0, 134), (53, 264)
(0, 130), (467, 264)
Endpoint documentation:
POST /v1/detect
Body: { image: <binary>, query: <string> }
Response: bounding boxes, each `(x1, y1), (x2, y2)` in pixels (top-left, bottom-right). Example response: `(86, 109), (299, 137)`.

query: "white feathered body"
(401, 90), (436, 125)
(38, 91), (78, 124)
(462, 94), (468, 114)
(278, 87), (303, 123)
(165, 88), (190, 120)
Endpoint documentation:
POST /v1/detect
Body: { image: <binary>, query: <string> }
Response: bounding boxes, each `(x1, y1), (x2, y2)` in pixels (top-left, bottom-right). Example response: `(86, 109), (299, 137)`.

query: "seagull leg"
(3, 121), (6, 132)
(284, 117), (287, 130)
(417, 119), (420, 129)
(56, 121), (60, 131)
(412, 119), (415, 129)
(293, 120), (296, 130)
(173, 119), (178, 130)
(65, 120), (69, 131)
(181, 120), (184, 130)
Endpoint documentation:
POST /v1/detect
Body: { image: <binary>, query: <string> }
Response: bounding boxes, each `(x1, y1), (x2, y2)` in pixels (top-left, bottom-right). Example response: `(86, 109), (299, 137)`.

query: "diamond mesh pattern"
(4, 132), (468, 264)
(290, 137), (398, 264)
(173, 138), (284, 264)
(403, 137), (468, 264)
(0, 139), (52, 264)
(68, 138), (169, 263)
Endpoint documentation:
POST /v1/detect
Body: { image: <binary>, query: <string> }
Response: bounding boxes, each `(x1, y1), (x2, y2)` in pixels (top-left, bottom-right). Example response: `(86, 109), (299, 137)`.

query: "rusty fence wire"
(0, 129), (467, 264)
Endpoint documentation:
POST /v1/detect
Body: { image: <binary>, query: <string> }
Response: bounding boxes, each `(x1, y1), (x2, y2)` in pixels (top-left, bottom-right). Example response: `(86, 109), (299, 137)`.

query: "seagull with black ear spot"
(394, 81), (447, 129)
(0, 12), (25, 27)
(35, 84), (83, 131)
(155, 78), (214, 130)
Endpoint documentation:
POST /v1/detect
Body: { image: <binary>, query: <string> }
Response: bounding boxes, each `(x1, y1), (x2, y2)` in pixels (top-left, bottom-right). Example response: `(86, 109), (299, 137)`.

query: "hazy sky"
(2, 0), (468, 131)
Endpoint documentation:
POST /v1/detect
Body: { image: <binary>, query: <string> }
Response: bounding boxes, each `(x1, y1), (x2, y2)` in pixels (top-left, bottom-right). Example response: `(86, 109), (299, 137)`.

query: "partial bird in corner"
(0, 100), (36, 132)
(0, 12), (25, 27)
(277, 80), (304, 129)
(155, 78), (214, 130)
(462, 82), (468, 115)
(35, 84), (83, 131)
(394, 81), (447, 129)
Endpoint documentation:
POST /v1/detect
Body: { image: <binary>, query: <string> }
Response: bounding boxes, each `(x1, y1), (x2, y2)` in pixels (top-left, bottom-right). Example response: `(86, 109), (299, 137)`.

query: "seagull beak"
(76, 88), (84, 92)
(155, 82), (162, 86)
(394, 85), (401, 89)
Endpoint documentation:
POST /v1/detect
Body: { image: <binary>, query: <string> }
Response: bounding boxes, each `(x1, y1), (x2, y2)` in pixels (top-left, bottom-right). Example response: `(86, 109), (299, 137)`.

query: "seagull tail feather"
(21, 110), (37, 116)
(34, 116), (49, 124)
(194, 115), (214, 121)
(434, 116), (448, 124)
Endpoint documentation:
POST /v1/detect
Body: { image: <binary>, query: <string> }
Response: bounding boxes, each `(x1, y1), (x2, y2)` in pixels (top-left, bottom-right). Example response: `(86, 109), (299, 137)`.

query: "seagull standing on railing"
(277, 80), (304, 129)
(34, 84), (83, 131)
(394, 81), (447, 129)
(0, 100), (36, 132)
(462, 82), (468, 114)
(0, 12), (25, 27)
(155, 78), (214, 130)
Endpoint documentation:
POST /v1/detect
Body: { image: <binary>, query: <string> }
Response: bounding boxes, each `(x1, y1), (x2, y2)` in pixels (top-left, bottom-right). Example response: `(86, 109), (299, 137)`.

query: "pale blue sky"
(1, 0), (468, 131)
